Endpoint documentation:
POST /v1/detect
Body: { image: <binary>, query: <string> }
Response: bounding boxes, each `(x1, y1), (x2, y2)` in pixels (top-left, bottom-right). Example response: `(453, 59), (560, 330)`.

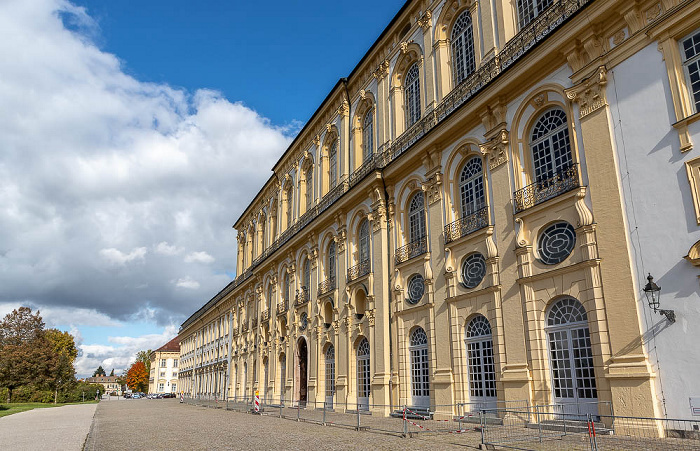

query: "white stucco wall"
(608, 42), (700, 420)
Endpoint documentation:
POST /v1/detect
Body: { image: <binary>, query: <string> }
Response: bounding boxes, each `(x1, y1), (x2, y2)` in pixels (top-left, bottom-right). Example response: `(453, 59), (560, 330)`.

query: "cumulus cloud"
(0, 0), (291, 326)
(184, 251), (215, 264)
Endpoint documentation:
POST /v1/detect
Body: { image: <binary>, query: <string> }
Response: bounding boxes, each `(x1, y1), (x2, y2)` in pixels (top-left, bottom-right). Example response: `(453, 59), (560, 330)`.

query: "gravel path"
(85, 399), (483, 450)
(0, 403), (97, 451)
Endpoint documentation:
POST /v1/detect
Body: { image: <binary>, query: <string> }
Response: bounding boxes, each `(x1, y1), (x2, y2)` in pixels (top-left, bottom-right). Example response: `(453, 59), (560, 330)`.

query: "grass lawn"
(0, 401), (98, 418)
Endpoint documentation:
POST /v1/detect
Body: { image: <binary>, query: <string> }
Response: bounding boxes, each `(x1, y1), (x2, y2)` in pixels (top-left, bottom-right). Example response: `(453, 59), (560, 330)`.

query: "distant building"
(86, 375), (122, 395)
(148, 337), (180, 394)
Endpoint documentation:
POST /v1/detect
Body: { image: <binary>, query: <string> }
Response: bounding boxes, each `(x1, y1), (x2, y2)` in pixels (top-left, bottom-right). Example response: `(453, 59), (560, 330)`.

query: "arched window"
(405, 63), (421, 128)
(328, 241), (336, 280)
(531, 108), (572, 184)
(464, 316), (496, 409)
(305, 166), (313, 210)
(451, 10), (476, 85)
(303, 257), (311, 291)
(267, 284), (273, 312)
(459, 157), (485, 217)
(410, 327), (430, 408)
(325, 345), (335, 408)
(264, 359), (269, 402)
(408, 192), (426, 242)
(546, 297), (598, 415)
(517, 0), (553, 29)
(329, 139), (338, 190)
(285, 185), (293, 227)
(283, 272), (290, 302)
(359, 219), (370, 263)
(279, 354), (286, 402)
(357, 338), (371, 410)
(243, 362), (248, 400)
(363, 110), (374, 161)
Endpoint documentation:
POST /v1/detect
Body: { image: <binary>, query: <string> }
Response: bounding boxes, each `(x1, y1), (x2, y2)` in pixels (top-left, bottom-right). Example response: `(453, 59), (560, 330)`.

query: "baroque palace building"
(179, 0), (700, 420)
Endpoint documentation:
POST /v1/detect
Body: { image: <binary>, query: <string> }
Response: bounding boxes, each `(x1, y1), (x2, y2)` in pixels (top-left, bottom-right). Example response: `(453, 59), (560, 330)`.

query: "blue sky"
(69, 0), (406, 125)
(0, 0), (407, 377)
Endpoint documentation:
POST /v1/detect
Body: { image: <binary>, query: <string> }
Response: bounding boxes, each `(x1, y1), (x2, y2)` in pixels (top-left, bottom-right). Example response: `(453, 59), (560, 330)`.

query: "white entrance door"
(325, 345), (335, 409)
(410, 328), (430, 409)
(357, 338), (370, 410)
(465, 316), (497, 412)
(547, 298), (598, 418)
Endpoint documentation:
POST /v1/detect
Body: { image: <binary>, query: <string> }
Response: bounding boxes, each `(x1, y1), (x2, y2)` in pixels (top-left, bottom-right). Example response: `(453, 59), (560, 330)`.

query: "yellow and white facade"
(179, 0), (700, 420)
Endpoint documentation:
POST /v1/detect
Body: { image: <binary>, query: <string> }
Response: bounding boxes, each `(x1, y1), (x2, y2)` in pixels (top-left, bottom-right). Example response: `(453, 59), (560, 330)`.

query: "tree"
(93, 366), (106, 377)
(0, 307), (52, 403)
(45, 329), (78, 403)
(126, 361), (148, 392)
(135, 350), (152, 375)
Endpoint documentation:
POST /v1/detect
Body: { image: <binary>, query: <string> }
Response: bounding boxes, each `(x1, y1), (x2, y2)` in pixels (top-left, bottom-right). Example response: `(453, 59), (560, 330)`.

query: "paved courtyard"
(85, 399), (483, 450)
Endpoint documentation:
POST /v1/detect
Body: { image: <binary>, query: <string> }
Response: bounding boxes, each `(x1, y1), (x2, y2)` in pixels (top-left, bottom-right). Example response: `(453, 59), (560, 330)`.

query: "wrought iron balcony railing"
(295, 286), (309, 306)
(347, 259), (370, 283)
(513, 164), (580, 213)
(395, 236), (428, 265)
(261, 310), (270, 322)
(444, 206), (489, 244)
(318, 277), (336, 296)
(277, 300), (288, 315)
(180, 0), (593, 333)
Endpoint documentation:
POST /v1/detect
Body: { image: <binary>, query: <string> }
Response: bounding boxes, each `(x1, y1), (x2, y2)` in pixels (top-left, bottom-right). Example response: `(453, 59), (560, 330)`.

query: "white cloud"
(0, 0), (291, 325)
(184, 251), (215, 264)
(174, 277), (200, 290)
(155, 242), (183, 256)
(99, 247), (147, 266)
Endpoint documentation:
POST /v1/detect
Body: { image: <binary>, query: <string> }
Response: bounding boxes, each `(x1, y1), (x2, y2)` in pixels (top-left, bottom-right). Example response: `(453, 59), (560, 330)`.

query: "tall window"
(459, 157), (485, 217)
(285, 185), (293, 227)
(267, 284), (273, 311)
(279, 354), (286, 402)
(682, 30), (700, 113)
(363, 110), (374, 161)
(359, 219), (370, 263)
(303, 258), (311, 291)
(408, 192), (426, 242)
(409, 327), (430, 408)
(451, 10), (476, 85)
(405, 63), (421, 128)
(283, 272), (290, 302)
(329, 139), (338, 189)
(325, 345), (335, 408)
(517, 0), (553, 29)
(464, 316), (496, 406)
(531, 108), (572, 183)
(328, 241), (336, 280)
(546, 297), (597, 414)
(357, 338), (371, 410)
(305, 166), (313, 210)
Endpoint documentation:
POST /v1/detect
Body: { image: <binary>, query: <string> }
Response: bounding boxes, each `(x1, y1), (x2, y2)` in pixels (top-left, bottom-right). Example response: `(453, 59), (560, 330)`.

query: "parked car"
(123, 393), (131, 399)
(163, 393), (176, 398)
(132, 393), (141, 399)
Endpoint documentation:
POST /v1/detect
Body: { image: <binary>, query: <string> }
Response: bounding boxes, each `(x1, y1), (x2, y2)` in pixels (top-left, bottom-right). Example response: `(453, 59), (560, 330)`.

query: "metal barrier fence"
(181, 396), (700, 449)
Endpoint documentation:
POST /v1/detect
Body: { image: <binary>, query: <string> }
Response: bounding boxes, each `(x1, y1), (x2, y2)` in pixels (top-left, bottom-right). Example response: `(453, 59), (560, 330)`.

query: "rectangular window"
(160, 359), (166, 367)
(173, 359), (178, 367)
(159, 383), (164, 391)
(172, 383), (177, 392)
(173, 372), (178, 378)
(160, 371), (165, 377)
(682, 30), (700, 113)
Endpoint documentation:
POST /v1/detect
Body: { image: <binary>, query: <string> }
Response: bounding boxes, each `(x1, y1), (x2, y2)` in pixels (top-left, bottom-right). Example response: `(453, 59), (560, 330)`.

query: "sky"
(0, 0), (405, 378)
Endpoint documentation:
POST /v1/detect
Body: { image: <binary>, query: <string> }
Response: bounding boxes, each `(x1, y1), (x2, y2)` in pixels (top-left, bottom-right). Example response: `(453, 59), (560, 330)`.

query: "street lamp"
(643, 273), (675, 323)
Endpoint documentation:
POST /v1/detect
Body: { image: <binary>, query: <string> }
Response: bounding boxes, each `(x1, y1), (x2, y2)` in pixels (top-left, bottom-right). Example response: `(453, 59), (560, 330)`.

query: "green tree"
(93, 365), (106, 377)
(45, 329), (78, 403)
(0, 307), (55, 403)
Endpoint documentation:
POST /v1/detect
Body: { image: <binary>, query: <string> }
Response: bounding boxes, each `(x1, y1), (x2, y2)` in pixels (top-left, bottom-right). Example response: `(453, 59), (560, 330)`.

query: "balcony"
(295, 286), (309, 306)
(261, 310), (270, 322)
(444, 207), (489, 244)
(395, 236), (428, 265)
(277, 300), (288, 316)
(347, 259), (370, 283)
(180, 0), (594, 333)
(513, 164), (580, 213)
(318, 277), (336, 296)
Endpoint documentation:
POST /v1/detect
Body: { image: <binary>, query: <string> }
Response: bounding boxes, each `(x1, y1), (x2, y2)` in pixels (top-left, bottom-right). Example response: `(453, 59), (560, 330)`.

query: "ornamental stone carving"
(479, 129), (509, 170)
(422, 171), (443, 205)
(565, 66), (608, 119)
(418, 10), (432, 31)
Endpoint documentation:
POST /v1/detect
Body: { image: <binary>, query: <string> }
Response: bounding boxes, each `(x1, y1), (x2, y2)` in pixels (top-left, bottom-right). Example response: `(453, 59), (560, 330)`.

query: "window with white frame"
(408, 192), (426, 243)
(359, 219), (370, 263)
(172, 383), (177, 392)
(405, 63), (421, 128)
(173, 359), (178, 367)
(159, 383), (164, 391)
(682, 30), (700, 114)
(305, 166), (313, 210)
(328, 241), (336, 280)
(459, 157), (485, 217)
(531, 108), (573, 183)
(160, 359), (166, 367)
(451, 10), (476, 85)
(517, 0), (553, 29)
(329, 139), (338, 189)
(160, 371), (165, 377)
(363, 110), (374, 161)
